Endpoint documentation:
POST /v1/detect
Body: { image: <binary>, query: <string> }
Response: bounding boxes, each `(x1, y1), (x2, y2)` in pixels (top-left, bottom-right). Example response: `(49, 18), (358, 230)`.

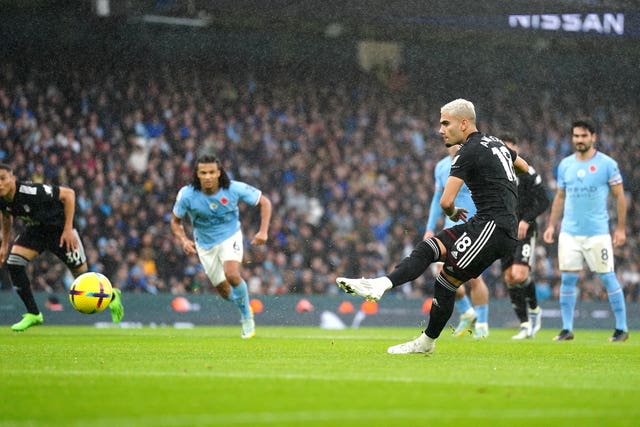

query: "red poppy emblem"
(589, 165), (597, 173)
(220, 197), (228, 205)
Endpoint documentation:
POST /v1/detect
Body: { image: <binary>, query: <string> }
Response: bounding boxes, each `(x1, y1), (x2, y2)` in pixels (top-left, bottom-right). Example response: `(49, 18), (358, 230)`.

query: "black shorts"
(14, 225), (87, 269)
(436, 217), (517, 282)
(501, 229), (537, 271)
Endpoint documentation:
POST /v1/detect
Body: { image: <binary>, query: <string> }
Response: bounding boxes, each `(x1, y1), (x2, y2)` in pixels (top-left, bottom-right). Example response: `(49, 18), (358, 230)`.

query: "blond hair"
(441, 99), (476, 124)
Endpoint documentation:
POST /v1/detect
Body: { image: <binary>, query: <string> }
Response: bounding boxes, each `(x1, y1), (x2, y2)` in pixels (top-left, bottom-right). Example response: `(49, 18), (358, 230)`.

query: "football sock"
(424, 274), (457, 339)
(560, 272), (579, 331)
(455, 294), (473, 315)
(599, 272), (628, 331)
(230, 280), (252, 319)
(387, 238), (441, 287)
(508, 284), (528, 323)
(7, 254), (39, 314)
(523, 277), (539, 310)
(475, 304), (489, 324)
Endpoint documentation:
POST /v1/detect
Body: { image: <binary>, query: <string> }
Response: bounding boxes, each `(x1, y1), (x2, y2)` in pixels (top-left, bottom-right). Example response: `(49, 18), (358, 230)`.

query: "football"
(68, 272), (113, 314)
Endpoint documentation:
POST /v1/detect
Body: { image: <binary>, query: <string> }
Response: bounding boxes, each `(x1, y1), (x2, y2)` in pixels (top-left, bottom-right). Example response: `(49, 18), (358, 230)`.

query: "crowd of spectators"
(0, 57), (639, 304)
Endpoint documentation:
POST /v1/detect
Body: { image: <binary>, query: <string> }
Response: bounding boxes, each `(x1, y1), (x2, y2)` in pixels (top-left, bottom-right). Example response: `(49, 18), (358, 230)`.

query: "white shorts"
(558, 232), (614, 273)
(196, 230), (244, 286)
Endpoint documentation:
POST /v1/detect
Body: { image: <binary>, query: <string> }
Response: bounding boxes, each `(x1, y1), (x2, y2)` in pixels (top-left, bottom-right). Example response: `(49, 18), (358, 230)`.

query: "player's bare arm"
(543, 188), (566, 244)
(513, 156), (529, 175)
(440, 176), (468, 222)
(58, 186), (79, 252)
(610, 183), (627, 247)
(170, 213), (197, 255)
(0, 212), (12, 263)
(252, 194), (272, 245)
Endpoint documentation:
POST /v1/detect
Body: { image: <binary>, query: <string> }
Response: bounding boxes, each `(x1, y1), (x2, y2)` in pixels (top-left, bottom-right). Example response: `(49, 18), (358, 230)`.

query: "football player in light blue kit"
(543, 120), (628, 342)
(425, 145), (490, 338)
(171, 155), (272, 338)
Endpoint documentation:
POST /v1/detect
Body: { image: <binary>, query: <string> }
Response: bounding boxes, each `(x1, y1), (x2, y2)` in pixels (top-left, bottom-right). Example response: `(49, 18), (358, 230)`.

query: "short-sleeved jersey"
(172, 180), (261, 249)
(0, 181), (65, 227)
(426, 155), (477, 231)
(556, 151), (622, 236)
(449, 132), (519, 239)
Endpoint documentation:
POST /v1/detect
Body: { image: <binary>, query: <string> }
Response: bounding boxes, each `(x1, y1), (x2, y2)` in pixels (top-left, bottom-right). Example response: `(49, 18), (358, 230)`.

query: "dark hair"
(192, 155), (231, 191)
(500, 133), (516, 145)
(0, 163), (13, 173)
(572, 120), (596, 134)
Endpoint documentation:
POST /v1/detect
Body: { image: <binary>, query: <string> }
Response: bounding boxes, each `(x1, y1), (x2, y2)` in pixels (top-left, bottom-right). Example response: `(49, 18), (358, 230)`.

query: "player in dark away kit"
(337, 99), (529, 354)
(0, 163), (124, 331)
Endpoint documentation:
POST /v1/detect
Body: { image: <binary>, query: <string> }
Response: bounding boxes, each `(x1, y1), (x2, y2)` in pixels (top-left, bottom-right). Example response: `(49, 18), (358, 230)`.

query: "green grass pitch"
(1, 326), (638, 427)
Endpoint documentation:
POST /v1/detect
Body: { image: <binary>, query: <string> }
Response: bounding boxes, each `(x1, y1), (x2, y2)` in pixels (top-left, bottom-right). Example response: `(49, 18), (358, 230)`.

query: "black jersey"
(516, 165), (549, 231)
(449, 132), (519, 239)
(0, 181), (66, 228)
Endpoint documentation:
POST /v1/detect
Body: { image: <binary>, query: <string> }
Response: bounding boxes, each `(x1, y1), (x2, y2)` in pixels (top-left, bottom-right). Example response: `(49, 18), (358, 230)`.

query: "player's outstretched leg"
(336, 277), (392, 302)
(109, 288), (124, 323)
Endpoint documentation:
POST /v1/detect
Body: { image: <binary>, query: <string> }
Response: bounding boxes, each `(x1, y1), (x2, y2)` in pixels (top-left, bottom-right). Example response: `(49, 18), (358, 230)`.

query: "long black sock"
(523, 277), (538, 309)
(387, 238), (440, 287)
(508, 285), (528, 323)
(7, 255), (39, 314)
(425, 275), (457, 339)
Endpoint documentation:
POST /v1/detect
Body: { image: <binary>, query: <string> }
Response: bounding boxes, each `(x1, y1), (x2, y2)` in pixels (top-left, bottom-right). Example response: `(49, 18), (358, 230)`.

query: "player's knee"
(216, 281), (232, 299)
(225, 273), (243, 287)
(6, 262), (26, 283)
(6, 254), (29, 288)
(71, 265), (89, 278)
(431, 237), (446, 261)
(560, 272), (579, 289)
(469, 276), (486, 289)
(415, 237), (443, 263)
(598, 272), (621, 292)
(511, 272), (528, 286)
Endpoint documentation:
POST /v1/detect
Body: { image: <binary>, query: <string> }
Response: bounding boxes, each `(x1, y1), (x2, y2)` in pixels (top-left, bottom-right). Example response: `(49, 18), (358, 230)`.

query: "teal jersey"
(426, 155), (477, 231)
(172, 180), (261, 249)
(557, 151), (623, 236)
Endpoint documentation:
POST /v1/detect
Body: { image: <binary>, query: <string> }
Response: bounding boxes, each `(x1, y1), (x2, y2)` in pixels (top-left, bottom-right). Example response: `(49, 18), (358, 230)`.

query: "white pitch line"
(2, 368), (639, 391)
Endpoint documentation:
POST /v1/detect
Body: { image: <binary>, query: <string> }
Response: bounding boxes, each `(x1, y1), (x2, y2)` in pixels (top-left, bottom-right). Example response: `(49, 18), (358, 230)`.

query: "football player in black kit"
(337, 99), (529, 355)
(500, 135), (549, 340)
(0, 163), (124, 331)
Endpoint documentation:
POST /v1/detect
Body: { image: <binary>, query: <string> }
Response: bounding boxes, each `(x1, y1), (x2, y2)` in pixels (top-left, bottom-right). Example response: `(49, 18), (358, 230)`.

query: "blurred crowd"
(0, 59), (639, 303)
